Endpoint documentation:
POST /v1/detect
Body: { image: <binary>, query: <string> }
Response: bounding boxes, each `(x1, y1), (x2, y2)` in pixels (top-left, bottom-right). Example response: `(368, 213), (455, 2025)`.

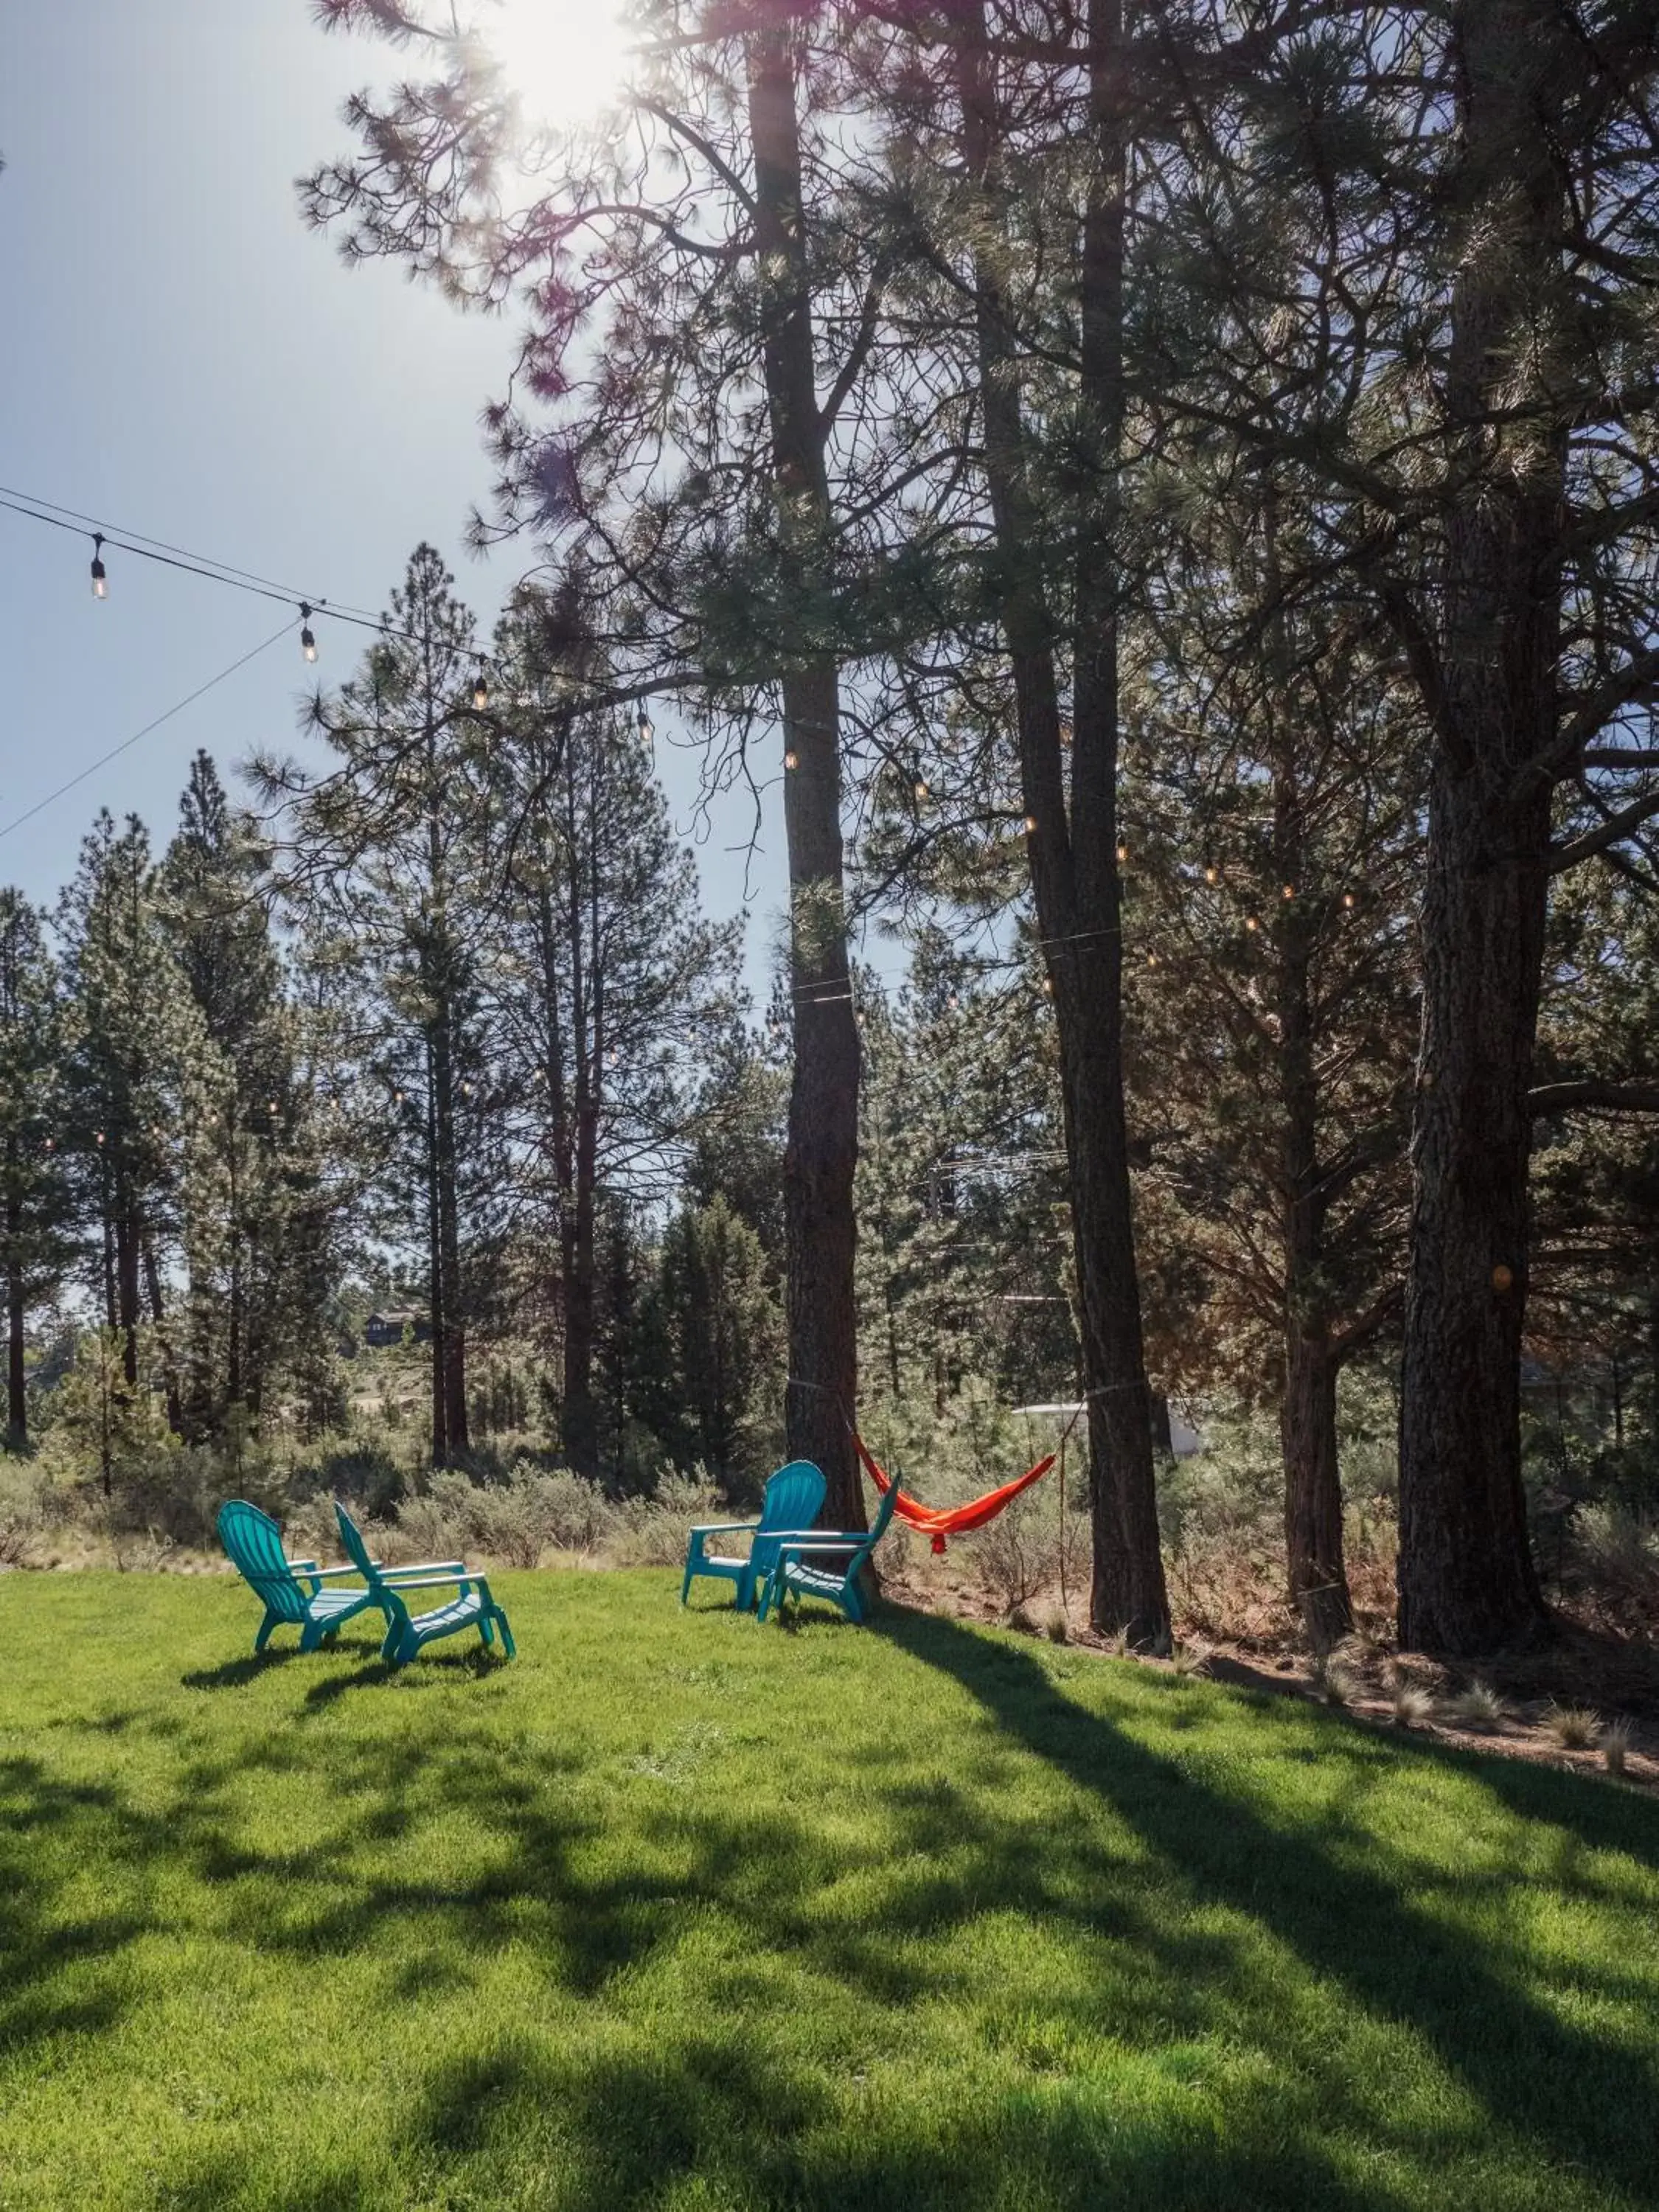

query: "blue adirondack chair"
(681, 1460), (827, 1611)
(218, 1498), (386, 1655)
(757, 1470), (903, 1625)
(333, 1500), (515, 1667)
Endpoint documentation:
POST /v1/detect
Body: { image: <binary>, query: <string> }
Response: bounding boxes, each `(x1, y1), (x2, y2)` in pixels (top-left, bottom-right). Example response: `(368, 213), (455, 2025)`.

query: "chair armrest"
(375, 1571), (478, 1591)
(377, 1559), (466, 1578)
(299, 1563), (374, 1580)
(776, 1541), (866, 1562)
(688, 1520), (761, 1538)
(287, 1558), (319, 1572)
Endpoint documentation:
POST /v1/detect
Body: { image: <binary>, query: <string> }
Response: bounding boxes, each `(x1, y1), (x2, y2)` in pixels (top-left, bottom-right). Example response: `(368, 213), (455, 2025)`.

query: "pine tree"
(161, 753), (302, 1438)
(485, 595), (741, 1474)
(57, 813), (211, 1427)
(0, 891), (72, 1446)
(636, 1194), (785, 1490)
(258, 546), (497, 1463)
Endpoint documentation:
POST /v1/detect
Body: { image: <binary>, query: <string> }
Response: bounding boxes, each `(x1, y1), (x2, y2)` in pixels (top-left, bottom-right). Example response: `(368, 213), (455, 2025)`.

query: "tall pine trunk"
(746, 23), (862, 1527)
(561, 844), (599, 1475)
(6, 1183), (24, 1447)
(1271, 629), (1354, 1648)
(1396, 0), (1562, 1654)
(958, 0), (1169, 1643)
(425, 1037), (448, 1461)
(433, 1009), (468, 1456)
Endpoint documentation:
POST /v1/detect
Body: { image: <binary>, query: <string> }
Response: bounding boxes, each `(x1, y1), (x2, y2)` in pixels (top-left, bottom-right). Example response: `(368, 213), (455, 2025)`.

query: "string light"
(1041, 975), (1054, 995)
(1245, 917), (1259, 933)
(1203, 865), (1219, 886)
(1023, 814), (1037, 834)
(1116, 841), (1129, 863)
(947, 990), (959, 1010)
(914, 778), (929, 801)
(1342, 892), (1356, 910)
(1146, 952), (1158, 967)
(299, 604), (317, 664)
(636, 709), (653, 744)
(473, 662), (490, 711)
(785, 748), (799, 771)
(1281, 883), (1295, 901)
(90, 533), (108, 599)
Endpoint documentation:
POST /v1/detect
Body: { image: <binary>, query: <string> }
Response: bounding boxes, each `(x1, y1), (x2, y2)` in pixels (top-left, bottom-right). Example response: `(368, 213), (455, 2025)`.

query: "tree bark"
(6, 1186), (24, 1447)
(425, 1038), (448, 1462)
(1269, 563), (1354, 1649)
(433, 1008), (468, 1456)
(956, 0), (1169, 1644)
(746, 22), (863, 1528)
(561, 807), (599, 1476)
(1396, 0), (1562, 1655)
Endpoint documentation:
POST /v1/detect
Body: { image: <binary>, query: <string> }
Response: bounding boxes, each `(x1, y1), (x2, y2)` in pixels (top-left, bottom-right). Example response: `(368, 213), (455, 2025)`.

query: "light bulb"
(1342, 892), (1356, 910)
(1204, 866), (1219, 886)
(1116, 841), (1129, 863)
(914, 779), (929, 801)
(91, 534), (108, 599)
(636, 709), (653, 744)
(473, 668), (490, 710)
(785, 749), (799, 771)
(1281, 883), (1295, 901)
(947, 991), (959, 1010)
(1147, 952), (1158, 967)
(1024, 814), (1037, 834)
(300, 604), (317, 664)
(1245, 917), (1259, 933)
(1041, 975), (1054, 995)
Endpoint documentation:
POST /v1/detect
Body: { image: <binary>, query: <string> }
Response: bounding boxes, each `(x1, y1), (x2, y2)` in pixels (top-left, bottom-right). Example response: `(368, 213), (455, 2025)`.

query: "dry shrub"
(1315, 1655), (1362, 1708)
(1443, 1680), (1512, 1732)
(970, 1488), (1062, 1615)
(1601, 1719), (1635, 1778)
(1568, 1508), (1659, 1632)
(1392, 1683), (1436, 1730)
(1544, 1704), (1601, 1751)
(1042, 1606), (1069, 1645)
(605, 1471), (724, 1568)
(1171, 1641), (1210, 1678)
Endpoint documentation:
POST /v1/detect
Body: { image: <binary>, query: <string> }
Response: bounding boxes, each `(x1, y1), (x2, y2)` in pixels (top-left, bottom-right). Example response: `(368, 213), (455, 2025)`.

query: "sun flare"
(483, 0), (633, 128)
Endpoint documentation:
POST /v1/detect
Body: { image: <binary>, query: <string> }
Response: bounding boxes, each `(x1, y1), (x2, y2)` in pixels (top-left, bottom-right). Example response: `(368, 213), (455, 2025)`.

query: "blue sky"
(0, 1), (793, 984)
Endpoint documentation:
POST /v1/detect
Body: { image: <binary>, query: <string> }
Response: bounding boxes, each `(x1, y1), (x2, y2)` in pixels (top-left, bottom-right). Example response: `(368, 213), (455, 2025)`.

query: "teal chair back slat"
(867, 1467), (903, 1545)
(750, 1461), (827, 1582)
(333, 1502), (376, 1580)
(218, 1500), (307, 1622)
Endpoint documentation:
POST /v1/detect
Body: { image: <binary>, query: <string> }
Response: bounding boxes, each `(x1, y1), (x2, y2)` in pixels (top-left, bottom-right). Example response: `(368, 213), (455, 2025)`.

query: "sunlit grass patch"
(2, 1571), (1658, 2211)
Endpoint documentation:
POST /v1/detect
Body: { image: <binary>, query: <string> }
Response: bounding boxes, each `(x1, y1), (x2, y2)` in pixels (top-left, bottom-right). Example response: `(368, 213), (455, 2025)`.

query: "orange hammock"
(852, 1431), (1055, 1554)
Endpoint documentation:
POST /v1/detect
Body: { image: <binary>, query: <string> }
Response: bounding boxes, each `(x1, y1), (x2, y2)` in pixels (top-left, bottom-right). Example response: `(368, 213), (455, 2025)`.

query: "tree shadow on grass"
(877, 1604), (1659, 2207)
(180, 1650), (307, 1691)
(0, 1756), (154, 2059)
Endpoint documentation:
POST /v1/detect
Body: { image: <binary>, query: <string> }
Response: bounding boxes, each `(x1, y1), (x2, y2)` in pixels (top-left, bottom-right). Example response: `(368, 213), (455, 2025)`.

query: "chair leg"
(495, 1610), (516, 1659)
(255, 1612), (279, 1655)
(479, 1613), (495, 1649)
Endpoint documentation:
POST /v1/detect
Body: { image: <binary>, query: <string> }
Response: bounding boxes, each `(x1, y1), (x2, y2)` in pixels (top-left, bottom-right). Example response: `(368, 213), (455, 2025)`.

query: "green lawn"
(2, 1575), (1658, 2212)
